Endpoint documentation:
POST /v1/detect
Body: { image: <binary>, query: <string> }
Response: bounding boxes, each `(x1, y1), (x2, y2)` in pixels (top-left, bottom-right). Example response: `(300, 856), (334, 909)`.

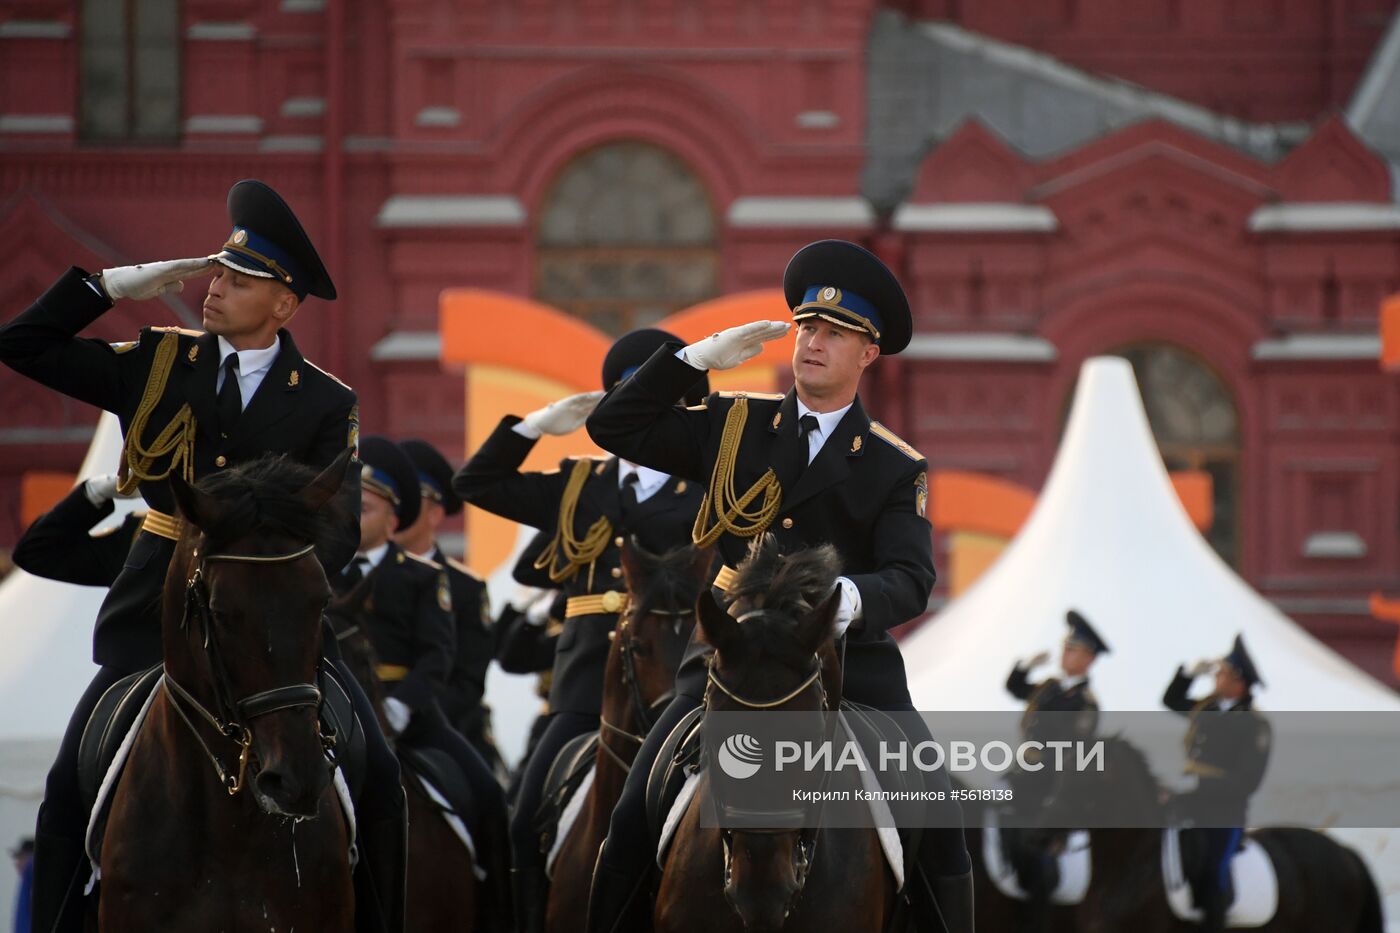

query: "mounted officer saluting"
(0, 179), (405, 933)
(584, 239), (973, 933)
(453, 326), (707, 933)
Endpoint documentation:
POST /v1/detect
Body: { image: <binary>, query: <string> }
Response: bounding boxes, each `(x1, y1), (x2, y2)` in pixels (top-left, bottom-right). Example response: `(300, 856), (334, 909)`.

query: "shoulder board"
(303, 359), (350, 389)
(403, 551), (444, 571)
(445, 556), (483, 582)
(686, 402), (708, 411)
(717, 391), (784, 401)
(869, 422), (923, 460)
(147, 325), (202, 338)
(109, 340), (140, 354)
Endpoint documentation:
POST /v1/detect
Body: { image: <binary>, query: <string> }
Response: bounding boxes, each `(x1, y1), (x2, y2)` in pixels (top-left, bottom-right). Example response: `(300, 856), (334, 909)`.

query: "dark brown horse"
(96, 451), (356, 931)
(655, 538), (898, 933)
(546, 541), (710, 933)
(1039, 737), (1383, 933)
(325, 579), (481, 932)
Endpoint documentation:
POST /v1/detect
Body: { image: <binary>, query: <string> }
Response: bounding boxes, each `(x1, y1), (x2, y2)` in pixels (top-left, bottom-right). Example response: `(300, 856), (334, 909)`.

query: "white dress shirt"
(618, 460), (669, 503)
(215, 335), (280, 409)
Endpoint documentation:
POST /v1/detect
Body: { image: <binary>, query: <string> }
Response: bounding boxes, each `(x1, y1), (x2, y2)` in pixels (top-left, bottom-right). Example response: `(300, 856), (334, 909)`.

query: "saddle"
(644, 705), (705, 848)
(1163, 828), (1278, 927)
(535, 730), (601, 857)
(77, 661), (367, 870)
(398, 742), (480, 831)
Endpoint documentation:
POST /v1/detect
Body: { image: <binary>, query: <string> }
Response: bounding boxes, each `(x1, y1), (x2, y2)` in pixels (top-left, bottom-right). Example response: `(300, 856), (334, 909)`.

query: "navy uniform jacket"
(1007, 666), (1100, 743)
(453, 416), (704, 715)
(432, 547), (494, 728)
(586, 346), (935, 708)
(334, 542), (456, 714)
(1164, 668), (1271, 826)
(0, 268), (360, 671)
(13, 483), (143, 587)
(493, 529), (561, 676)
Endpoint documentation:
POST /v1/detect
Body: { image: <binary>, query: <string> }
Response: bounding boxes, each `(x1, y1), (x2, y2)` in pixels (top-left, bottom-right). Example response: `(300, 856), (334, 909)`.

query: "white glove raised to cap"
(1187, 659), (1216, 678)
(517, 390), (605, 438)
(383, 696), (412, 736)
(1025, 651), (1051, 669)
(83, 473), (137, 507)
(99, 257), (213, 302)
(681, 320), (790, 371)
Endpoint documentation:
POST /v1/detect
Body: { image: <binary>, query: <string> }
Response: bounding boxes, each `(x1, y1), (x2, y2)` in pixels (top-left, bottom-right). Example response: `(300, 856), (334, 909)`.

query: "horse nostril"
(256, 765), (300, 803)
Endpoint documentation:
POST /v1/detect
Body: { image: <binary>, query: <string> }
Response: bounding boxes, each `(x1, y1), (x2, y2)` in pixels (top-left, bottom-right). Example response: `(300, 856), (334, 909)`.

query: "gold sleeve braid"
(533, 458), (614, 585)
(691, 397), (782, 548)
(116, 332), (198, 496)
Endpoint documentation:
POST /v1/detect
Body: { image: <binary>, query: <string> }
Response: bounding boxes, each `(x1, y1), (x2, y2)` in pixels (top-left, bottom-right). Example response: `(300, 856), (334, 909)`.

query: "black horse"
(1038, 736), (1383, 933)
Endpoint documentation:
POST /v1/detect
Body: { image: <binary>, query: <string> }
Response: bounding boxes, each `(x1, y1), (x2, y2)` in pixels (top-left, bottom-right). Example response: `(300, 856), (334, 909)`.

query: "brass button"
(611, 567), (623, 579)
(614, 536), (625, 548)
(215, 455), (227, 467)
(781, 517), (794, 529)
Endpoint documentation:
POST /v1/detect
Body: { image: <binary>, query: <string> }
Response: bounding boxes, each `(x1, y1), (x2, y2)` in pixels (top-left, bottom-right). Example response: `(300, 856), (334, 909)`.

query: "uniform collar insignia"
(288, 369), (300, 387)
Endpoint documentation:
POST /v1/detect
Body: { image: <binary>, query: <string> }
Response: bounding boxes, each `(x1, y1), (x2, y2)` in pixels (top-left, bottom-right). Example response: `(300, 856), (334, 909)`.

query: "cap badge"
(821, 286), (838, 302)
(231, 229), (248, 246)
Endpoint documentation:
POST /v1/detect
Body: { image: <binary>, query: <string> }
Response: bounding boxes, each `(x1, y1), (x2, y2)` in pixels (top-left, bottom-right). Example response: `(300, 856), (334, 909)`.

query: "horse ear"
(797, 586), (841, 653)
(169, 472), (221, 531)
(301, 447), (355, 510)
(696, 588), (738, 655)
(687, 545), (716, 584)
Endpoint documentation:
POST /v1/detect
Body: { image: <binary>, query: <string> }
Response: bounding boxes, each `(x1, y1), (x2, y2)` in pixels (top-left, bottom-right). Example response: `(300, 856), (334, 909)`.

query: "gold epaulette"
(148, 325), (203, 337)
(403, 551), (443, 571)
(869, 422), (923, 460)
(109, 340), (139, 354)
(717, 391), (784, 401)
(445, 556), (483, 582)
(304, 359), (350, 388)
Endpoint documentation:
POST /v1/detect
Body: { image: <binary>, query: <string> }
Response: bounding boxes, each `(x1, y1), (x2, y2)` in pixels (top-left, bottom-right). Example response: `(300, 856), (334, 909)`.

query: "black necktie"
(217, 354), (242, 436)
(344, 555), (370, 587)
(775, 413), (820, 489)
(620, 470), (641, 520)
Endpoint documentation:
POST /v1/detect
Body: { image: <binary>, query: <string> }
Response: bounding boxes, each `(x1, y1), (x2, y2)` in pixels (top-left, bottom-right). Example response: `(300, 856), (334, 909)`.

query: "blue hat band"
(417, 471), (445, 503)
(361, 464), (401, 506)
(215, 227), (310, 299)
(618, 364), (642, 382)
(793, 285), (884, 342)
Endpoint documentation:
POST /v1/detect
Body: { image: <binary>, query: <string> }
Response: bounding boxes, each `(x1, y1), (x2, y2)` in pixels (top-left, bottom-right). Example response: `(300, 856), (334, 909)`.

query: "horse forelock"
(192, 454), (333, 554)
(632, 544), (709, 617)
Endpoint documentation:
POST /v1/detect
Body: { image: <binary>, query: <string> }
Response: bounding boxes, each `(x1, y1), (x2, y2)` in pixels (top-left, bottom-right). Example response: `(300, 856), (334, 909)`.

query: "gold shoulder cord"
(691, 397), (782, 548)
(116, 332), (198, 496)
(533, 459), (613, 585)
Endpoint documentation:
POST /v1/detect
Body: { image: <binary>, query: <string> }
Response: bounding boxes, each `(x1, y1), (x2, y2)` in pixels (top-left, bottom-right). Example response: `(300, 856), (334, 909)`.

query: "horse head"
(611, 538), (710, 726)
(164, 447), (355, 819)
(697, 534), (842, 930)
(1036, 733), (1165, 834)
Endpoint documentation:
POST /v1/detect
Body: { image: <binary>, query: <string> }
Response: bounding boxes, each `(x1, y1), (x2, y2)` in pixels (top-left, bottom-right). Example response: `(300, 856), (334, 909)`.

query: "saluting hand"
(521, 390), (605, 437)
(682, 320), (791, 371)
(1187, 659), (1215, 678)
(98, 257), (213, 301)
(1026, 651), (1051, 669)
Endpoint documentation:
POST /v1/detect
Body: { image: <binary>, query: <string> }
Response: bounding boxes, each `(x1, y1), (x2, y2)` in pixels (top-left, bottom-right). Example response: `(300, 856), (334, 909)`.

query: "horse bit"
(164, 541), (335, 796)
(704, 607), (831, 902)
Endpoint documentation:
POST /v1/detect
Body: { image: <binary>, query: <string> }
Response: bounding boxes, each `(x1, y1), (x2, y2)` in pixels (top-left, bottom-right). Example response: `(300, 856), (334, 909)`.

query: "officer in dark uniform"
(452, 328), (708, 933)
(1163, 634), (1271, 933)
(584, 241), (972, 933)
(340, 437), (512, 930)
(0, 179), (406, 933)
(396, 438), (501, 768)
(12, 473), (144, 586)
(1002, 610), (1106, 900)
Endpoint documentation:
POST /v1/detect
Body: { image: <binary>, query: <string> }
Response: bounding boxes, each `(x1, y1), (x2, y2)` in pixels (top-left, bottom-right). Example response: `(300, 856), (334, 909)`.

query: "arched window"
(1113, 343), (1241, 566)
(535, 142), (718, 335)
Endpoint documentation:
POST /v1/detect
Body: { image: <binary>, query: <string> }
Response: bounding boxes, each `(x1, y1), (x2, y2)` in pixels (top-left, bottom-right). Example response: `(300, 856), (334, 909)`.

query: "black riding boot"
(586, 845), (651, 933)
(478, 808), (515, 933)
(512, 866), (548, 933)
(930, 870), (975, 933)
(356, 813), (407, 933)
(31, 830), (88, 933)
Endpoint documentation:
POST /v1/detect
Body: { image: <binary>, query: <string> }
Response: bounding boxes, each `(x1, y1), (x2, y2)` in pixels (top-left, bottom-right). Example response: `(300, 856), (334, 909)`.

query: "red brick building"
(3, 0), (1399, 680)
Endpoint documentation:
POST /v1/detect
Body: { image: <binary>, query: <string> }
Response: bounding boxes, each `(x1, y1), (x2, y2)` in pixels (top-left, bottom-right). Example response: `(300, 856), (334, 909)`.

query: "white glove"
(1187, 659), (1215, 678)
(517, 390), (605, 438)
(99, 257), (213, 301)
(833, 577), (862, 637)
(383, 697), (412, 736)
(681, 321), (791, 371)
(84, 473), (120, 507)
(1026, 651), (1052, 669)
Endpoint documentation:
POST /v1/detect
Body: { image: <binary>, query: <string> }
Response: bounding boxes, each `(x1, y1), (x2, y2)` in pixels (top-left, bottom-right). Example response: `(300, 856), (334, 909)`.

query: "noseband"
(702, 607), (831, 910)
(164, 541), (333, 796)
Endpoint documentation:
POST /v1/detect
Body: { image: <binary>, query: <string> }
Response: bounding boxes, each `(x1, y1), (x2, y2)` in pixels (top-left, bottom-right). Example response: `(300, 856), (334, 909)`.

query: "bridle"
(164, 540), (335, 796)
(598, 597), (693, 774)
(702, 606), (831, 910)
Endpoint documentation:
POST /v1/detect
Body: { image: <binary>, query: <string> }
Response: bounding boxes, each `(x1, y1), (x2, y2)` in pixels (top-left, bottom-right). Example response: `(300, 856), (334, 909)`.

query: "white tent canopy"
(902, 357), (1400, 713)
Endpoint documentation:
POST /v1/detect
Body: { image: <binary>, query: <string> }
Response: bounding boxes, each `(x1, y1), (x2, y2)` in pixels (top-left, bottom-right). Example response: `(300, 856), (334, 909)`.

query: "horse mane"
(192, 453), (340, 553)
(724, 535), (841, 664)
(628, 540), (710, 615)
